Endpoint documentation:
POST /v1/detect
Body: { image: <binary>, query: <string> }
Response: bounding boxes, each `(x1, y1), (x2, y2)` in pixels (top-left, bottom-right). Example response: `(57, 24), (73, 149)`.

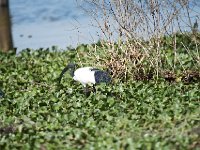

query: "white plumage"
(73, 67), (96, 87)
(58, 63), (111, 93)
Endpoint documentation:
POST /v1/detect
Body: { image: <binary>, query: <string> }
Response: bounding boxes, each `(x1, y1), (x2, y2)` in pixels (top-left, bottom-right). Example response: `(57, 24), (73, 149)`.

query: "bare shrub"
(80, 0), (200, 81)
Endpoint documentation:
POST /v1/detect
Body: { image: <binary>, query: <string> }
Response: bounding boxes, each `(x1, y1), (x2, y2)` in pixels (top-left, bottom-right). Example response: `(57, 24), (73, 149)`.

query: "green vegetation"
(0, 33), (200, 149)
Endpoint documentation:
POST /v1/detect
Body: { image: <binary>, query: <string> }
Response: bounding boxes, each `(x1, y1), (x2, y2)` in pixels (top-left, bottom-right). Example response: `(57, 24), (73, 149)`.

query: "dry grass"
(79, 0), (200, 81)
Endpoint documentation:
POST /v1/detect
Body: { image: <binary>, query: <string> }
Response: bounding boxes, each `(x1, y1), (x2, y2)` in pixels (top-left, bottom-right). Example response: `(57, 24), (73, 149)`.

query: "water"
(9, 0), (200, 53)
(9, 0), (101, 52)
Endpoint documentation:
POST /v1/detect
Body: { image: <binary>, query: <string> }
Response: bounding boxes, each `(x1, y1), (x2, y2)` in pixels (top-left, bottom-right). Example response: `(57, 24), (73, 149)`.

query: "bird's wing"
(94, 70), (111, 83)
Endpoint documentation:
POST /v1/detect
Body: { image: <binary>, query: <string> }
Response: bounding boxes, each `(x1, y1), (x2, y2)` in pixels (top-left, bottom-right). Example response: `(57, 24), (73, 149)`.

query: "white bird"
(58, 63), (111, 93)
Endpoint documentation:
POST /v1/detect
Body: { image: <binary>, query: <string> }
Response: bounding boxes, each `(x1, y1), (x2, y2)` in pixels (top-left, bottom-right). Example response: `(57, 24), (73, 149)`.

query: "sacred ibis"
(58, 63), (111, 94)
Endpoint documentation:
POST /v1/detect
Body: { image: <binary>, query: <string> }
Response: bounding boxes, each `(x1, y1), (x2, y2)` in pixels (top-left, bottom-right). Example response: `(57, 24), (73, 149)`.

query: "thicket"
(81, 0), (200, 81)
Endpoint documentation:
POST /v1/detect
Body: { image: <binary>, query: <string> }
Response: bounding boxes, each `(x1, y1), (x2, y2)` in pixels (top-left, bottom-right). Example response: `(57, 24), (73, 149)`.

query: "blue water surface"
(9, 0), (200, 53)
(10, 0), (87, 24)
(9, 0), (100, 52)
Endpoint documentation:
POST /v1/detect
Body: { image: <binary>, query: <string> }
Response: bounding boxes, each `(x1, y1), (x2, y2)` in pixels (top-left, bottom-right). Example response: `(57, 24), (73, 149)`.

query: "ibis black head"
(58, 63), (76, 84)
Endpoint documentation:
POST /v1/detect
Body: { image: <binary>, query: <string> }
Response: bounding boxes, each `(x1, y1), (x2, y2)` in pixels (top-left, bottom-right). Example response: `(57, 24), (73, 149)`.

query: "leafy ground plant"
(0, 48), (200, 149)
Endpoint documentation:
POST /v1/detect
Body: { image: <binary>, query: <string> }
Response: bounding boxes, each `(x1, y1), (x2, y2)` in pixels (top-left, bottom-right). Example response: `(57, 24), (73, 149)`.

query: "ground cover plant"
(0, 38), (200, 149)
(0, 0), (200, 149)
